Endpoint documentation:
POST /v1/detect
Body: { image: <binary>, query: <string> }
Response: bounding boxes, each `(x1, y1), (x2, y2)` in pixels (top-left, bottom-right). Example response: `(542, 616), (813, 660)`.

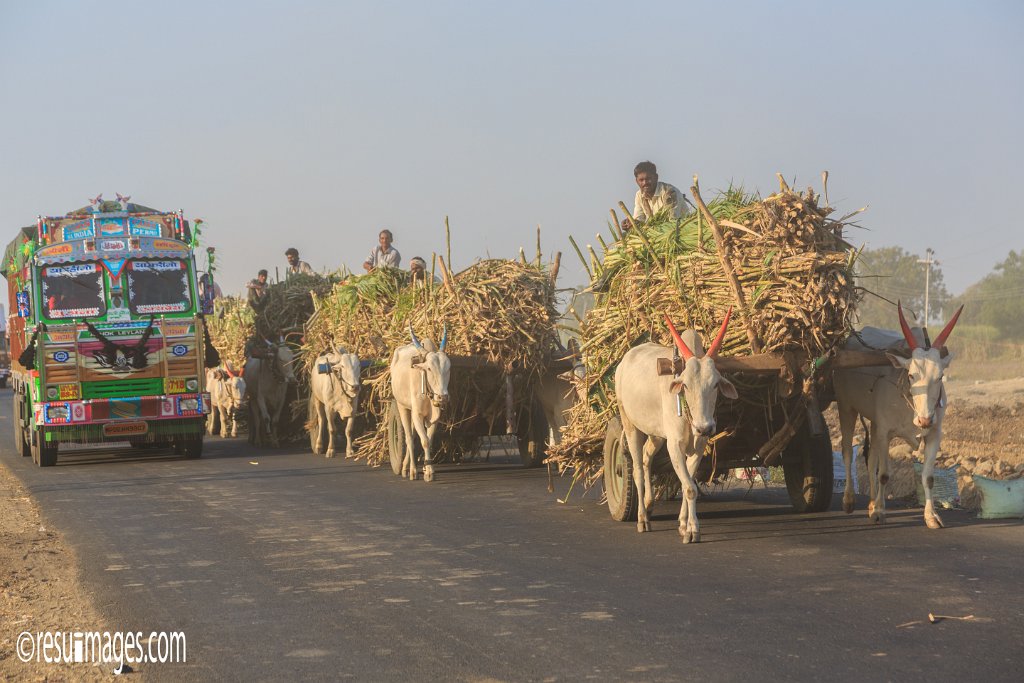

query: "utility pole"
(918, 248), (938, 325)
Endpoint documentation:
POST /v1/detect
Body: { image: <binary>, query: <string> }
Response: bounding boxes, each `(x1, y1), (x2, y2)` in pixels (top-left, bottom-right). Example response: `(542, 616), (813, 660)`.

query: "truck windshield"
(42, 263), (106, 319)
(127, 260), (192, 314)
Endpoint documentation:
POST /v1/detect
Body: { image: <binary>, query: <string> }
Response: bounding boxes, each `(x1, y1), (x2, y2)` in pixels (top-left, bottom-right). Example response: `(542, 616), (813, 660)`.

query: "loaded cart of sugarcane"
(301, 236), (570, 475)
(549, 174), (900, 520)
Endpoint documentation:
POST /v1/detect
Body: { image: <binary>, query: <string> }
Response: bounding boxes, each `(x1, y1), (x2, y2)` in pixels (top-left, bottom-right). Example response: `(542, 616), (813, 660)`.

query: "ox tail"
(305, 393), (319, 433)
(859, 416), (870, 469)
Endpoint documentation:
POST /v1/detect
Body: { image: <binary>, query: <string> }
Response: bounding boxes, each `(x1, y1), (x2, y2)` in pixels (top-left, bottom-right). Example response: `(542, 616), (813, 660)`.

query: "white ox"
(390, 325), (451, 482)
(535, 339), (586, 447)
(206, 363), (247, 438)
(309, 347), (361, 458)
(834, 303), (962, 529)
(245, 342), (297, 448)
(614, 311), (737, 543)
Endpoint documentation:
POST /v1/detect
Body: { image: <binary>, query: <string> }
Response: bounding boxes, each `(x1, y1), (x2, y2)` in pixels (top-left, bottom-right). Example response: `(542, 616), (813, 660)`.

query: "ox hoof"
(679, 528), (700, 544)
(925, 513), (944, 529)
(842, 497), (855, 514)
(636, 520), (650, 533)
(424, 467), (435, 483)
(325, 450), (335, 459)
(346, 450), (355, 458)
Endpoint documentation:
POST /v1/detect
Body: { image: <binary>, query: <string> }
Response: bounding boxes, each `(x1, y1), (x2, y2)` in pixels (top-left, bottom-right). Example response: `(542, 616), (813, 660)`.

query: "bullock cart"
(382, 351), (575, 473)
(550, 174), (871, 518)
(601, 346), (897, 519)
(302, 251), (565, 473)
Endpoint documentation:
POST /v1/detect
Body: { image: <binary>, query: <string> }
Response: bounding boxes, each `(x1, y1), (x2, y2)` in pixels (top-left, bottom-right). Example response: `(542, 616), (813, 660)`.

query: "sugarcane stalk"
(437, 255), (457, 297)
(445, 215), (452, 273)
(617, 201), (663, 271)
(690, 181), (762, 353)
(536, 225), (542, 266)
(550, 251), (561, 286)
(609, 209), (624, 241)
(568, 235), (592, 279)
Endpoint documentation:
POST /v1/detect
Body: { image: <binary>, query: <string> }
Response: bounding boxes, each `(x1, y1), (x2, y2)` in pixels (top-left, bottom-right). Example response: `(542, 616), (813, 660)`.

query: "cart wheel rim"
(607, 433), (627, 504)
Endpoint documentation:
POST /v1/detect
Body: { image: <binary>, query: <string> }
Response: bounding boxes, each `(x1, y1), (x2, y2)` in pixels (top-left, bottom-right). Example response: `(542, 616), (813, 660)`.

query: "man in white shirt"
(285, 247), (314, 276)
(625, 161), (689, 230)
(363, 229), (402, 271)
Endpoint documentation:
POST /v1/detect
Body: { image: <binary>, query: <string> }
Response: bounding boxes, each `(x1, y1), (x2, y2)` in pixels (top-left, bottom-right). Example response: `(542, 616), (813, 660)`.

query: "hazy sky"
(2, 0), (1021, 306)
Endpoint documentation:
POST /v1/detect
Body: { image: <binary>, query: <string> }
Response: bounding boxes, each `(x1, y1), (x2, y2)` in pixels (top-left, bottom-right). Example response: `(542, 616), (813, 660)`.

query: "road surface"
(3, 396), (1021, 681)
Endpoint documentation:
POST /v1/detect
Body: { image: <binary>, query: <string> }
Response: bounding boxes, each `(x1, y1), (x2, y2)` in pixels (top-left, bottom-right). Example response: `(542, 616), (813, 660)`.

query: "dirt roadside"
(0, 462), (107, 682)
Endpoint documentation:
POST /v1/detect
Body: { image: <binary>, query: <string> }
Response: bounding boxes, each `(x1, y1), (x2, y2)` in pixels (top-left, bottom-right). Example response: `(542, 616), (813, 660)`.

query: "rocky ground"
(824, 373), (1024, 509)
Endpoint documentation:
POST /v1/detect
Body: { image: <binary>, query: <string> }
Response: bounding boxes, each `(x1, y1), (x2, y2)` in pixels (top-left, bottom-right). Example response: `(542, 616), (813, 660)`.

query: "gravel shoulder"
(0, 460), (107, 682)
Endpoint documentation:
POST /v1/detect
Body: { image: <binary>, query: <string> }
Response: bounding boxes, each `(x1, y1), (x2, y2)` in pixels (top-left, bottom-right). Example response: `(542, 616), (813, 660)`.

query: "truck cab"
(3, 199), (212, 466)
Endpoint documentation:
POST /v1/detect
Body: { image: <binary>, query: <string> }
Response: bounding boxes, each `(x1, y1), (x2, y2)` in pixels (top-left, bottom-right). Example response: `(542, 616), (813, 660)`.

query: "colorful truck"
(3, 199), (213, 466)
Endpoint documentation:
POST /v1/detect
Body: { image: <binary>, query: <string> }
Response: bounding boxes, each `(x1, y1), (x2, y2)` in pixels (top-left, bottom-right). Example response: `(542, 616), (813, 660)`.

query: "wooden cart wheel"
(516, 399), (548, 468)
(603, 417), (638, 522)
(387, 400), (406, 475)
(781, 416), (834, 513)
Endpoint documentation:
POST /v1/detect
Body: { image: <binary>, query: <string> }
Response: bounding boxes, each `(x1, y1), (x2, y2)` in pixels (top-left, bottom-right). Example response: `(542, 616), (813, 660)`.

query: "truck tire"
(516, 398), (548, 468)
(13, 393), (30, 457)
(781, 418), (834, 513)
(175, 434), (204, 459)
(0, 376), (8, 388)
(32, 431), (58, 467)
(603, 417), (639, 522)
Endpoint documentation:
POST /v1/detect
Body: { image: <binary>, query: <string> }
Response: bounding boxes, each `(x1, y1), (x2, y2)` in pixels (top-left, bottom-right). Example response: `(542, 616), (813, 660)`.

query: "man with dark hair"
(247, 269), (269, 311)
(285, 247), (314, 276)
(362, 229), (402, 271)
(625, 160), (688, 230)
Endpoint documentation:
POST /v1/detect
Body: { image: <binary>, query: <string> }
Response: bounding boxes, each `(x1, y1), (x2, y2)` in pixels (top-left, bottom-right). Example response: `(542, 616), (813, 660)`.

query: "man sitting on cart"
(621, 160), (689, 232)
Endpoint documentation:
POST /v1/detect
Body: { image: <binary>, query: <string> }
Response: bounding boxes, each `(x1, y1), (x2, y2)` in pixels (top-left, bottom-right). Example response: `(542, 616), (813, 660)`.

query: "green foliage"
(954, 250), (1024, 339)
(854, 246), (948, 328)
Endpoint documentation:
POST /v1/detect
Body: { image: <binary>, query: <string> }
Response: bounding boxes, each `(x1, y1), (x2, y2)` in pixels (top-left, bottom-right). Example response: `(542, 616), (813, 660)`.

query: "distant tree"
(853, 246), (949, 328)
(954, 250), (1024, 339)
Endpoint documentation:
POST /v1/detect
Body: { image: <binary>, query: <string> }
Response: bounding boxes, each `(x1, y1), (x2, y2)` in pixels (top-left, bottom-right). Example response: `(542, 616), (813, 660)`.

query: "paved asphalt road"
(2, 394), (1022, 682)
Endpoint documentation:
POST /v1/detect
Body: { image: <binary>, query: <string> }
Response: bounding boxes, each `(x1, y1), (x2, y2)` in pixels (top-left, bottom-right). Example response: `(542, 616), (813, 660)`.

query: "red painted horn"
(664, 315), (694, 361)
(897, 301), (918, 351)
(931, 304), (964, 349)
(706, 307), (733, 358)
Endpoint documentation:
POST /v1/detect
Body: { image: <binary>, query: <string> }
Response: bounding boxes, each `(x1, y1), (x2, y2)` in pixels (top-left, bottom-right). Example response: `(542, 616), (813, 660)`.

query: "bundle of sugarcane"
(301, 267), (415, 368)
(255, 273), (339, 342)
(548, 176), (861, 484)
(207, 296), (255, 372)
(303, 258), (561, 467)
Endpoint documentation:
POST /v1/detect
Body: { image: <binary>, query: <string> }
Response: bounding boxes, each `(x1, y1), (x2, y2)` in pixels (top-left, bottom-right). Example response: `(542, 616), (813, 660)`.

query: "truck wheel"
(33, 432), (58, 467)
(0, 377), (7, 388)
(13, 393), (30, 457)
(387, 400), (405, 475)
(603, 417), (638, 522)
(516, 399), (548, 468)
(175, 434), (204, 459)
(781, 417), (834, 513)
